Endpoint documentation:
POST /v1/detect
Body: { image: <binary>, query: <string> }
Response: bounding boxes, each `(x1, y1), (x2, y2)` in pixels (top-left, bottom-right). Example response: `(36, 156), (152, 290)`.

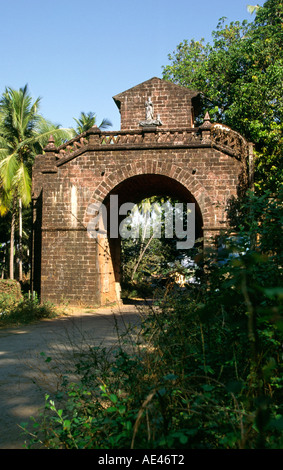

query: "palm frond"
(0, 153), (19, 191)
(99, 118), (112, 130)
(0, 186), (13, 216)
(0, 85), (42, 144)
(12, 162), (31, 206)
(0, 137), (11, 154)
(73, 111), (112, 134)
(23, 125), (74, 150)
(73, 111), (97, 134)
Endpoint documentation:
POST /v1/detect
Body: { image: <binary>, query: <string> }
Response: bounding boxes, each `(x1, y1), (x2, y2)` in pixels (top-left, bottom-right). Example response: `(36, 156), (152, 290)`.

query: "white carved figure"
(139, 97), (162, 127)
(145, 97), (154, 121)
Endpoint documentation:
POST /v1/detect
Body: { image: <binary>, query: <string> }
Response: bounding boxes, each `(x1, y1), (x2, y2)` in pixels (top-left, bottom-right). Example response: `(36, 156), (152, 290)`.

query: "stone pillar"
(41, 135), (58, 173)
(87, 126), (101, 145)
(199, 112), (212, 143)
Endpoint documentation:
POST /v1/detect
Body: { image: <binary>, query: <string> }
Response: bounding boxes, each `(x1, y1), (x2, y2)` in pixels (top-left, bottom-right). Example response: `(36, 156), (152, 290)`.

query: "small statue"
(139, 97), (162, 127)
(145, 97), (154, 121)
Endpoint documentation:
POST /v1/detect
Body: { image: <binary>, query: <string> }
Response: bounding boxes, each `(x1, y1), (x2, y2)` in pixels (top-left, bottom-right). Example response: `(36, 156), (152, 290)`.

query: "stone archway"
(85, 172), (205, 304)
(84, 163), (212, 228)
(32, 77), (251, 307)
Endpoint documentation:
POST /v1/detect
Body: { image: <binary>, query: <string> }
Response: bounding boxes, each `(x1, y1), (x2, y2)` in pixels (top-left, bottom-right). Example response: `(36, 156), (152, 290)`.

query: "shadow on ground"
(0, 303), (143, 449)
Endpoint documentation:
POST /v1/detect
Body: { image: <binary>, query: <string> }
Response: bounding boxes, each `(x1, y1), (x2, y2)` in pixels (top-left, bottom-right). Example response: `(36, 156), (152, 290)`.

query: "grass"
(0, 293), (59, 327)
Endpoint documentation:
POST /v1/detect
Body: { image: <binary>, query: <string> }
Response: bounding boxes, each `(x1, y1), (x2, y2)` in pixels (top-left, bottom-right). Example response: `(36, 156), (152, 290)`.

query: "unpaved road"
(0, 303), (142, 449)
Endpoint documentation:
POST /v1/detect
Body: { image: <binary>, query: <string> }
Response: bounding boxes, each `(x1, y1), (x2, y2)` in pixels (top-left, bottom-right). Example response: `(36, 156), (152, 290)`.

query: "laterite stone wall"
(32, 78), (249, 306)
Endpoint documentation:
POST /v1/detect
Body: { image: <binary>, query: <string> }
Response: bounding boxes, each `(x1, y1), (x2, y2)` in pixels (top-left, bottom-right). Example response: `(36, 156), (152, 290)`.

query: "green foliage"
(162, 0), (283, 193)
(0, 291), (57, 326)
(17, 2), (283, 448)
(227, 188), (283, 266)
(120, 196), (198, 299)
(0, 84), (73, 279)
(0, 278), (23, 299)
(22, 190), (282, 449)
(0, 85), (72, 209)
(73, 111), (112, 134)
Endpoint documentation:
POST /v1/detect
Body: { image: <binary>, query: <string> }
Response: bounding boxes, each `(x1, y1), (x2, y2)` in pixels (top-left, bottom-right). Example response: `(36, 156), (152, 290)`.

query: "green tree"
(73, 111), (112, 134)
(247, 5), (261, 15)
(0, 84), (73, 279)
(120, 196), (198, 298)
(162, 0), (283, 193)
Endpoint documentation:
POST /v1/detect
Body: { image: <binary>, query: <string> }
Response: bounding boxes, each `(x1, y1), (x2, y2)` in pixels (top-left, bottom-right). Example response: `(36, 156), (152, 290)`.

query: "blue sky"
(0, 0), (264, 131)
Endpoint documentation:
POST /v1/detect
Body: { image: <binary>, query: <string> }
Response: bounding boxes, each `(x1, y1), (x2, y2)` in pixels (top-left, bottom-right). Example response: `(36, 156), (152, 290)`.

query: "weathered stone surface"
(32, 78), (249, 307)
(113, 77), (200, 130)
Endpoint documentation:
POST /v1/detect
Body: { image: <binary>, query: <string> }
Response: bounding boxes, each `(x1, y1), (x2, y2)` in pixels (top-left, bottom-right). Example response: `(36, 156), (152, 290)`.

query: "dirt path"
(0, 304), (142, 449)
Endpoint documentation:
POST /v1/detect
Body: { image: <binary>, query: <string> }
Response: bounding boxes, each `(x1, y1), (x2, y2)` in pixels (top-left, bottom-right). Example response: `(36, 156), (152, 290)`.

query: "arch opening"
(99, 174), (203, 304)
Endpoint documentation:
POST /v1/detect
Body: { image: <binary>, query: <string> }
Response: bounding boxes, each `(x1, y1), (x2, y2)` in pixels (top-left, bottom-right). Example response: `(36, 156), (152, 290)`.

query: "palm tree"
(0, 84), (73, 280)
(35, 118), (76, 147)
(73, 111), (112, 134)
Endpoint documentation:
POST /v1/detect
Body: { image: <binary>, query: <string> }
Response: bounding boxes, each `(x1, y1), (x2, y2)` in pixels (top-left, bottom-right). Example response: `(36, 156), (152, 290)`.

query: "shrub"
(0, 289), (57, 326)
(23, 190), (283, 449)
(0, 279), (23, 302)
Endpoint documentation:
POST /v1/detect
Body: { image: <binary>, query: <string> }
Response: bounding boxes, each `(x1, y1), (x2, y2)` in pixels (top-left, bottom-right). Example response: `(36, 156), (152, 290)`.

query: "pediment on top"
(113, 77), (200, 108)
(112, 77), (201, 130)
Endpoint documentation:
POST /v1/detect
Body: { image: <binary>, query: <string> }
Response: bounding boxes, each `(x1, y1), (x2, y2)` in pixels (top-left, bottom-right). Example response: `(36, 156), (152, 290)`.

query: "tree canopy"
(0, 84), (73, 278)
(162, 0), (283, 193)
(73, 111), (112, 134)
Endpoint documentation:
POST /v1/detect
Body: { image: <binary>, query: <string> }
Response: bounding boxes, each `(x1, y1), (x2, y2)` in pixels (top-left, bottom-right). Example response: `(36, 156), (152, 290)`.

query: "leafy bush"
(0, 279), (22, 301)
(0, 292), (57, 326)
(23, 190), (282, 449)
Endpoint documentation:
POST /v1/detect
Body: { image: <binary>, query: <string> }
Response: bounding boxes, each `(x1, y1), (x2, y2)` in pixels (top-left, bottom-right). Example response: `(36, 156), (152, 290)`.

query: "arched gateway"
(31, 77), (252, 306)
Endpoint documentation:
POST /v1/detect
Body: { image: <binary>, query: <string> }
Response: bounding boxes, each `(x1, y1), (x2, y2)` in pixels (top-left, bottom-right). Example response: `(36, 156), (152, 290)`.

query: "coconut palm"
(73, 111), (112, 134)
(0, 84), (73, 279)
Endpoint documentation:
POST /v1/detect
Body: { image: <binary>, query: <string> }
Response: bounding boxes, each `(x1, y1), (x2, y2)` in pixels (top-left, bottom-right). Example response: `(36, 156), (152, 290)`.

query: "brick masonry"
(31, 78), (250, 306)
(113, 77), (200, 130)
